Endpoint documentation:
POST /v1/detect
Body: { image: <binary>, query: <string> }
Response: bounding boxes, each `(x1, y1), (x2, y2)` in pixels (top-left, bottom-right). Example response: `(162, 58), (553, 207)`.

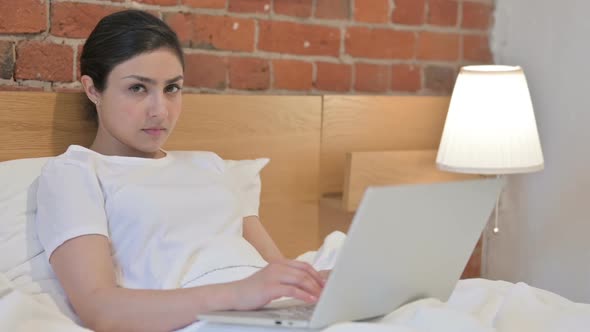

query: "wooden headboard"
(0, 92), (321, 257)
(2, 92), (469, 263)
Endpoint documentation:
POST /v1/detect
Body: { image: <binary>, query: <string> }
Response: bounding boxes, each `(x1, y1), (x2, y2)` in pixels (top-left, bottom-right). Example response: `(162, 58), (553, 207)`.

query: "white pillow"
(0, 154), (270, 323)
(224, 158), (270, 218)
(0, 157), (50, 273)
(0, 157), (269, 277)
(0, 157), (73, 321)
(0, 155), (270, 275)
(1, 156), (282, 332)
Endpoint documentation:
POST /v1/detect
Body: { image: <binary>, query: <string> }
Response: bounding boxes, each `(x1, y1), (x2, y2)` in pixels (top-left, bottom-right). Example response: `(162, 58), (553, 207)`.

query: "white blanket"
(187, 232), (590, 332)
(187, 280), (590, 332)
(2, 232), (589, 332)
(0, 273), (89, 332)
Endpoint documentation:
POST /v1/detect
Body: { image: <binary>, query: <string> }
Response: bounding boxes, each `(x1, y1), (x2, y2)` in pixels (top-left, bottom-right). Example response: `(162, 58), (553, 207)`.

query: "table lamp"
(436, 65), (544, 233)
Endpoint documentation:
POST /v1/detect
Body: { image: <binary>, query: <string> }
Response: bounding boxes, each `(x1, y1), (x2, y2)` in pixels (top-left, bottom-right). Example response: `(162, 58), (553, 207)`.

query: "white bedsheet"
(2, 232), (589, 332)
(0, 273), (89, 332)
(184, 278), (590, 332)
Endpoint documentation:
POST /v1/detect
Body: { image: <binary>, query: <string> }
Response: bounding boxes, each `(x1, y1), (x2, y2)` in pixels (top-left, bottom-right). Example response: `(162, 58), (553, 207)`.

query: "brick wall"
(0, 0), (494, 94)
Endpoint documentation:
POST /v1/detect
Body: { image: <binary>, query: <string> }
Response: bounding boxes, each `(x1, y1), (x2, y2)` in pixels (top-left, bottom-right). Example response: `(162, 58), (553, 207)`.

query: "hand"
(228, 259), (325, 311)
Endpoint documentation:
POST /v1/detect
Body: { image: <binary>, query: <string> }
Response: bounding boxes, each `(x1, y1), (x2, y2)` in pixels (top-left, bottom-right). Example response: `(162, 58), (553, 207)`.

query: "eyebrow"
(122, 75), (184, 84)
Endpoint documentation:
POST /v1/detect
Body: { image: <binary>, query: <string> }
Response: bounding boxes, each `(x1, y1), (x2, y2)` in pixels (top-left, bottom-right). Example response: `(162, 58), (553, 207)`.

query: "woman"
(35, 10), (324, 332)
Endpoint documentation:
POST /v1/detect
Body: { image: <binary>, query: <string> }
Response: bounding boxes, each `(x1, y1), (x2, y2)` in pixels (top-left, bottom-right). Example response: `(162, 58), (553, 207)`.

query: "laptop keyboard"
(265, 304), (316, 320)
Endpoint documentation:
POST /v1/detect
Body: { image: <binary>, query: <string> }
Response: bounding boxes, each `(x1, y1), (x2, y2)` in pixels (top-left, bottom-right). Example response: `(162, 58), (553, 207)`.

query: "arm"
(243, 215), (284, 262)
(52, 234), (324, 332)
(51, 235), (234, 332)
(243, 216), (331, 281)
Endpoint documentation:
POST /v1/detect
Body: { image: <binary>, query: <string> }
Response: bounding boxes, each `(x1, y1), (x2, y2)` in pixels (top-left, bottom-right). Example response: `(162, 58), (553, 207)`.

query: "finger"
(284, 260), (325, 287)
(270, 285), (318, 304)
(278, 269), (322, 297)
(282, 260), (324, 285)
(266, 264), (322, 297)
(266, 261), (321, 285)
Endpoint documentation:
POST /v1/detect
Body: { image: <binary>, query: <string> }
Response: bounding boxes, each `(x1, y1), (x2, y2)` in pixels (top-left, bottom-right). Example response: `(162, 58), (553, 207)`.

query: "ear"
(80, 75), (101, 105)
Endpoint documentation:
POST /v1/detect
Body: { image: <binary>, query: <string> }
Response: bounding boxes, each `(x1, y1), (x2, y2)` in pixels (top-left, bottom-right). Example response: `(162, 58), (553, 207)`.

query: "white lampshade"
(436, 65), (544, 174)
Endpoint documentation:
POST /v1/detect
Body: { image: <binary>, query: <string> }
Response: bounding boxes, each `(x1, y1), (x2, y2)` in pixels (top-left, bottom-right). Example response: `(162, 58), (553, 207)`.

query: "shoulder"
(36, 146), (105, 201)
(41, 145), (99, 177)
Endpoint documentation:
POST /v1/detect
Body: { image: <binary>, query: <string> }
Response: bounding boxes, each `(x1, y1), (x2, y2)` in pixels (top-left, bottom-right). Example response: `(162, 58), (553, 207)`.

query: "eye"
(129, 84), (146, 93)
(165, 84), (182, 94)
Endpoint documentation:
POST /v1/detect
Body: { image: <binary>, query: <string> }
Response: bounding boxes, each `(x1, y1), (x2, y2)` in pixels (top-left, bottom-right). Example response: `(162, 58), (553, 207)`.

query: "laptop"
(198, 178), (503, 329)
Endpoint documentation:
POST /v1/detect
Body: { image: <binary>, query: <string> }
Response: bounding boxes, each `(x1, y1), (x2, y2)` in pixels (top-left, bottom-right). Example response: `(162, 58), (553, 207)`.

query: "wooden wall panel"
(321, 95), (451, 194)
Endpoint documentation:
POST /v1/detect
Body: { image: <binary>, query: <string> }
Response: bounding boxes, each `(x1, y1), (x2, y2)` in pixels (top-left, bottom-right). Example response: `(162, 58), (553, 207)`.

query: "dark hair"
(80, 10), (184, 124)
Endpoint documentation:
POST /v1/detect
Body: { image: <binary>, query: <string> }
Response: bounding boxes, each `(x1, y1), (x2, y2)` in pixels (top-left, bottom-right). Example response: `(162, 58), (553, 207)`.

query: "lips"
(142, 128), (166, 136)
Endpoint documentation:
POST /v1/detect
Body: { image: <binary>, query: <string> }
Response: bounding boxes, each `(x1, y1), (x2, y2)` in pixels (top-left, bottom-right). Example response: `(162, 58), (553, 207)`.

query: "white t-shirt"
(35, 145), (269, 290)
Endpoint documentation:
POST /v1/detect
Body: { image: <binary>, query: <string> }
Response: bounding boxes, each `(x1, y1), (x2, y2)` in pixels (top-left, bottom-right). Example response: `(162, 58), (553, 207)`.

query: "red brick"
(194, 15), (255, 52)
(315, 0), (350, 20)
(229, 58), (270, 90)
(228, 0), (270, 13)
(462, 2), (493, 30)
(417, 31), (460, 61)
(391, 64), (421, 92)
(51, 2), (120, 38)
(131, 0), (177, 5)
(0, 85), (45, 92)
(0, 41), (14, 79)
(0, 0), (47, 33)
(184, 53), (227, 89)
(274, 0), (312, 18)
(355, 0), (390, 23)
(428, 0), (458, 26)
(355, 63), (390, 93)
(424, 65), (456, 93)
(183, 0), (226, 9)
(315, 62), (351, 92)
(165, 13), (194, 47)
(272, 60), (312, 91)
(346, 27), (415, 60)
(76, 44), (83, 79)
(392, 0), (425, 25)
(259, 21), (340, 57)
(15, 41), (74, 82)
(463, 35), (492, 63)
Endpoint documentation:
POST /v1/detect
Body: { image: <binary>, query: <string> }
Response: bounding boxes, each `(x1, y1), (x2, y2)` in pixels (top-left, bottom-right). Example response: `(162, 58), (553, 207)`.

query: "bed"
(1, 91), (588, 332)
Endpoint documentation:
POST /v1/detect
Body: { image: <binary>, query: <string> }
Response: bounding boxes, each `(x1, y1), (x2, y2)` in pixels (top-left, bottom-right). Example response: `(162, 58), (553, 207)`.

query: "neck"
(91, 128), (165, 159)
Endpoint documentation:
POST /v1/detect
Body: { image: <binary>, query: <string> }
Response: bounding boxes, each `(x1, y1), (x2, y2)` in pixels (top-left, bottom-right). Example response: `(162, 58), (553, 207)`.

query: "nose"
(148, 92), (168, 119)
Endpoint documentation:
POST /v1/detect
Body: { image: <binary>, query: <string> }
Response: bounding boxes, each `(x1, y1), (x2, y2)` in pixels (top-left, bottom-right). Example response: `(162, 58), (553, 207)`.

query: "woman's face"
(93, 48), (184, 157)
